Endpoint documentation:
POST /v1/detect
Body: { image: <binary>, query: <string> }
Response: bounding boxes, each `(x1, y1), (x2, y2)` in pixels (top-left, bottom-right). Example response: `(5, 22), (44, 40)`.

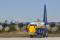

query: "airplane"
(0, 4), (59, 32)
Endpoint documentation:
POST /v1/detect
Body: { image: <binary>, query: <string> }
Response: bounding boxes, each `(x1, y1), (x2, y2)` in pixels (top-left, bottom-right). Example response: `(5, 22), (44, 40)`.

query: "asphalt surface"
(0, 32), (60, 37)
(0, 37), (60, 40)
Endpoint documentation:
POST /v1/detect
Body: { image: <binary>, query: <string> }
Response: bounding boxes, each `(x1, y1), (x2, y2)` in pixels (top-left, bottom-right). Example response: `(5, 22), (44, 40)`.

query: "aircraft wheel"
(30, 35), (34, 38)
(43, 32), (48, 37)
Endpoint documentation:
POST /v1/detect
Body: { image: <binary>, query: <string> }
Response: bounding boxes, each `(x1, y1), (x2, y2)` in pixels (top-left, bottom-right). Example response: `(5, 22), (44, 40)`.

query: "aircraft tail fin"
(43, 4), (47, 25)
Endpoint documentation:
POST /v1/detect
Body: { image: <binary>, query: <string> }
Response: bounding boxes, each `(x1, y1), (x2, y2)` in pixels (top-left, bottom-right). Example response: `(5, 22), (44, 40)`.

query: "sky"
(0, 0), (60, 22)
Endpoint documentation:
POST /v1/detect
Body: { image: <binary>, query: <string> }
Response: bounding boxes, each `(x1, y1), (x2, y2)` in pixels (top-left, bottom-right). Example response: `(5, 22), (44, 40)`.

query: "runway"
(0, 37), (60, 40)
(0, 32), (60, 40)
(0, 32), (60, 37)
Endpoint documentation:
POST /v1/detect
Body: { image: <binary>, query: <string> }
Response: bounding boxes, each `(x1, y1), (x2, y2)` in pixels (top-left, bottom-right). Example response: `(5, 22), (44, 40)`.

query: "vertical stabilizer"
(43, 4), (47, 25)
